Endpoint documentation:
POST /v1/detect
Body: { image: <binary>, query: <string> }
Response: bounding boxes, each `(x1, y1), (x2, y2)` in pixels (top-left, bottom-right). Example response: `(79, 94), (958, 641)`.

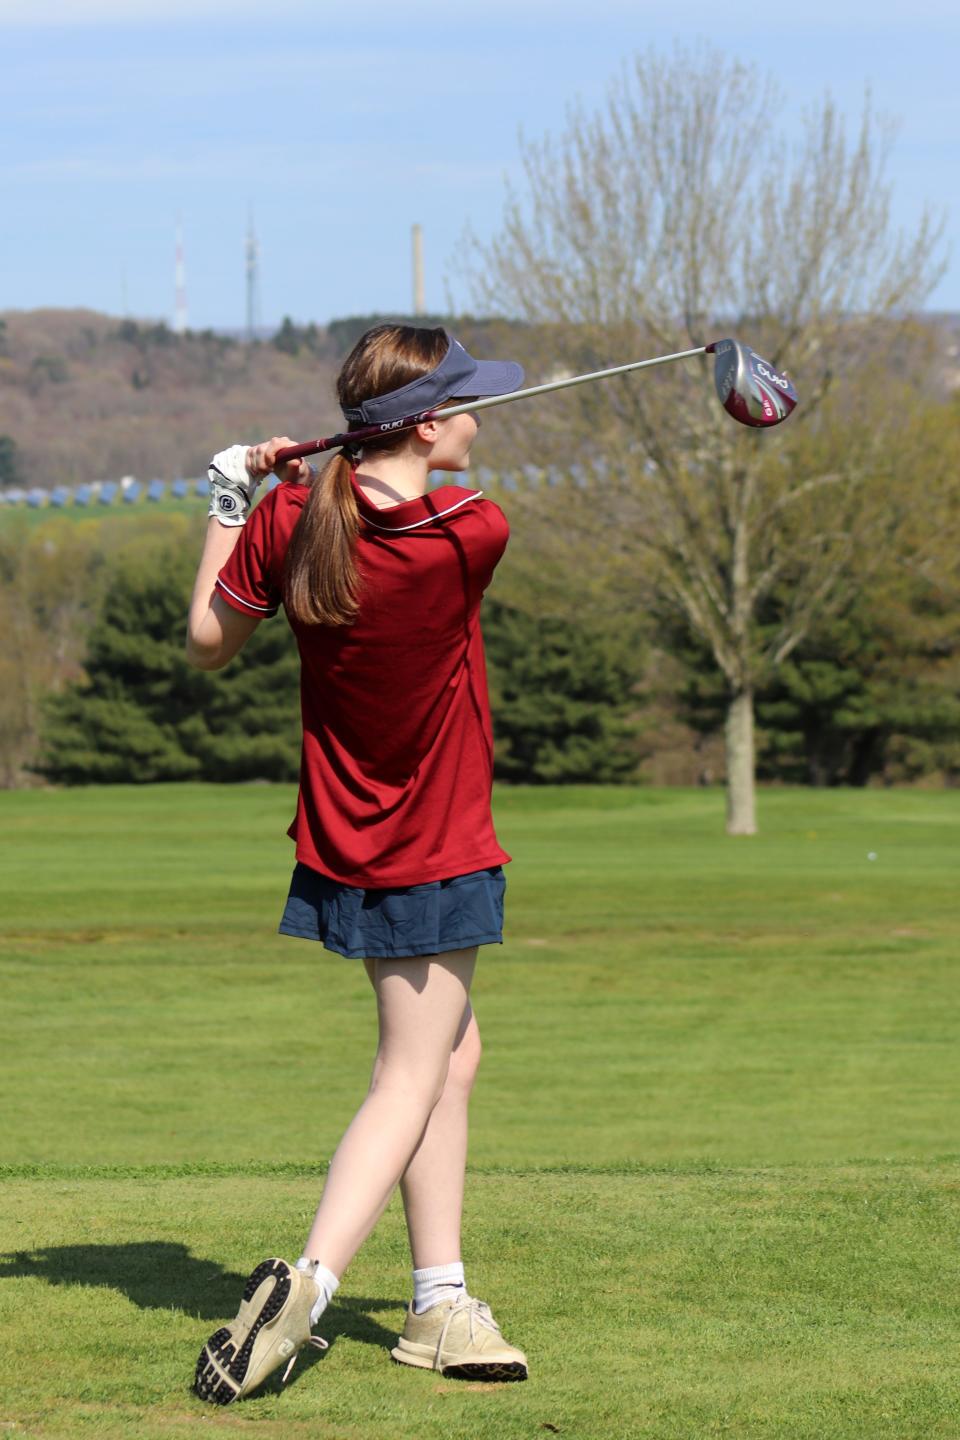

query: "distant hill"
(0, 309), (342, 487)
(0, 308), (520, 490)
(2, 307), (957, 491)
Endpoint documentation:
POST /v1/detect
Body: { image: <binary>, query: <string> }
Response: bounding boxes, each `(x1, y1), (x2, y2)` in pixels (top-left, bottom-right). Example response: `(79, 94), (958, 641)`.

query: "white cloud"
(0, 0), (633, 20)
(0, 145), (512, 192)
(2, 0), (959, 20)
(0, 138), (362, 184)
(0, 0), (277, 18)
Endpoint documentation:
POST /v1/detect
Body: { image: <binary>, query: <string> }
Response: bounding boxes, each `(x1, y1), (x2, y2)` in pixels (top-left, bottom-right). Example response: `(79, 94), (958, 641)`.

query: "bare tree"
(465, 47), (945, 833)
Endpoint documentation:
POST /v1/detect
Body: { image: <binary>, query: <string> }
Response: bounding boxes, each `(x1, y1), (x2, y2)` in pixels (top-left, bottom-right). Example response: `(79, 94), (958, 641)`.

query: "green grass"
(1, 785), (959, 1437)
(0, 495), (205, 528)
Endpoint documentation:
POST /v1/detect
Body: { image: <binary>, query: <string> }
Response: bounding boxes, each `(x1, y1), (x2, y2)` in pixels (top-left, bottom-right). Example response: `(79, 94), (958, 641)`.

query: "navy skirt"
(278, 863), (506, 959)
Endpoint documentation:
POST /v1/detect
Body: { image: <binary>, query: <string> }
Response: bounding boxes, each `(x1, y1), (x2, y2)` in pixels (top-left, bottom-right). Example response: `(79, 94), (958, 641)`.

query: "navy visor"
(341, 335), (524, 427)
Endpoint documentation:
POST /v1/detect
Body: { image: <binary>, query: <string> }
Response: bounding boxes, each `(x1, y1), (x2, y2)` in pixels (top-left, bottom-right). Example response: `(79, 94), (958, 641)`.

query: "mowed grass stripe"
(1, 1168), (958, 1440)
(3, 1157), (960, 1181)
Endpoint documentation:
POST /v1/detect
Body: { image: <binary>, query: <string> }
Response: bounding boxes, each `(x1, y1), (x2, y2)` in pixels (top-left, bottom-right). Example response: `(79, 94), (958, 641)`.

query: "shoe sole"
(391, 1340), (527, 1382)
(441, 1360), (527, 1382)
(194, 1258), (293, 1405)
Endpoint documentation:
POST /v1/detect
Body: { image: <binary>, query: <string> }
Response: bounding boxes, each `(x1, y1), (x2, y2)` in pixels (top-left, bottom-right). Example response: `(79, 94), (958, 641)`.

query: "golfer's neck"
(354, 449), (431, 510)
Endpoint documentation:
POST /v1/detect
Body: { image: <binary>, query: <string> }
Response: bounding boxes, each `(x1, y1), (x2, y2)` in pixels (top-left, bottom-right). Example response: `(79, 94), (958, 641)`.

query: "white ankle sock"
(412, 1261), (466, 1315)
(295, 1256), (340, 1327)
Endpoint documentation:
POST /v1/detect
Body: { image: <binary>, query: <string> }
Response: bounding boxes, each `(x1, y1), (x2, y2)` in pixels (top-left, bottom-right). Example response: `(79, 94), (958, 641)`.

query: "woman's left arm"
(186, 435), (309, 670)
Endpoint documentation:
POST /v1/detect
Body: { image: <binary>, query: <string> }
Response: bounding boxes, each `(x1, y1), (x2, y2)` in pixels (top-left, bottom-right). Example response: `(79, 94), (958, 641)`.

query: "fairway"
(1, 784), (959, 1438)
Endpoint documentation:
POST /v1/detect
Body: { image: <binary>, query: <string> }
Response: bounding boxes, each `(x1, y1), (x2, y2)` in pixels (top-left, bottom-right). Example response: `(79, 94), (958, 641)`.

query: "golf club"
(273, 339), (797, 468)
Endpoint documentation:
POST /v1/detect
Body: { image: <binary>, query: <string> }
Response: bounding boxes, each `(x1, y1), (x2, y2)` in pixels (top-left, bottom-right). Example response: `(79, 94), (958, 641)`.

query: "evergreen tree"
(0, 435), (21, 488)
(37, 550), (301, 785)
(483, 598), (640, 783)
(272, 316), (301, 356)
(666, 570), (960, 787)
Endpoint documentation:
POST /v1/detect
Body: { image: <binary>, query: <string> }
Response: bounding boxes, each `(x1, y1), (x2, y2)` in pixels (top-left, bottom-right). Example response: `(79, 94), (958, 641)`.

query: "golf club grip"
(275, 436), (341, 464)
(274, 415), (435, 466)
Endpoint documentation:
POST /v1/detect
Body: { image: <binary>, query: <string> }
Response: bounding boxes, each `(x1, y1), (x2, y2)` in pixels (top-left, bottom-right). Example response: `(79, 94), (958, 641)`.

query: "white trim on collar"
(362, 490), (483, 533)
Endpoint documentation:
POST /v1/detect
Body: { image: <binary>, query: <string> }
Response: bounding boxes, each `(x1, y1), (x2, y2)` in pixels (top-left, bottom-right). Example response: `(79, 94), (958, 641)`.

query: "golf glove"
(207, 445), (261, 527)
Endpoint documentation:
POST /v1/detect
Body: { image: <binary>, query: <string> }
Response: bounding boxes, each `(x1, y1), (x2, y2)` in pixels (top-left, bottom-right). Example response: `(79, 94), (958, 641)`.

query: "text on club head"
(754, 360), (790, 391)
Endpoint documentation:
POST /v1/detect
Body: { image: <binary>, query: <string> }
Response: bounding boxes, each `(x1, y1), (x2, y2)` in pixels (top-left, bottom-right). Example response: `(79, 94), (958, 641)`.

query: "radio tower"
(245, 211), (261, 341)
(173, 217), (188, 334)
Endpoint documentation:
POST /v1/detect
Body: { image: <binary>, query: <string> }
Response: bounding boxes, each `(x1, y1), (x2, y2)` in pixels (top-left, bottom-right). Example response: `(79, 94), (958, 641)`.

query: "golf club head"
(707, 339), (798, 428)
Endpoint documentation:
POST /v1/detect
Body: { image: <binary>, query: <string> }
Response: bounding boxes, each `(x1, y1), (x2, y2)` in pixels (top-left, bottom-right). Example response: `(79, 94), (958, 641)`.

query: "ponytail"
(283, 453), (360, 626)
(283, 323), (449, 626)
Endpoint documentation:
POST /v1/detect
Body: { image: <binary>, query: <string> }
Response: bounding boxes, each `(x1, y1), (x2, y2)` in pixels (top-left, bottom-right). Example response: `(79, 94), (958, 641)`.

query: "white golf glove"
(207, 444), (261, 527)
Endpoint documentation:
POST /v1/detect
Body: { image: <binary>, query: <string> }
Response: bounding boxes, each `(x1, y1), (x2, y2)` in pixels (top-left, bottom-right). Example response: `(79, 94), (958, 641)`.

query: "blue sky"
(2, 0), (956, 329)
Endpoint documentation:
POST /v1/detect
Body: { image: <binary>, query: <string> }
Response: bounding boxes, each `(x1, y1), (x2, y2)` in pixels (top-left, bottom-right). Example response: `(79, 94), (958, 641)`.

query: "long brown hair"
(283, 325), (450, 626)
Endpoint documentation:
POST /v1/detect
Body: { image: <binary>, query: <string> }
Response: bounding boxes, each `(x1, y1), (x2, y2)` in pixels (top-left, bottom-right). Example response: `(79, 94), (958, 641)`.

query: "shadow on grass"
(0, 1242), (404, 1356)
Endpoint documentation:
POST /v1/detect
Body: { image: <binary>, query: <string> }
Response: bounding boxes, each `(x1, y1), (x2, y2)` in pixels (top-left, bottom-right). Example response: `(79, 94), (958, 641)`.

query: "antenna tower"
(245, 212), (261, 340)
(173, 218), (188, 334)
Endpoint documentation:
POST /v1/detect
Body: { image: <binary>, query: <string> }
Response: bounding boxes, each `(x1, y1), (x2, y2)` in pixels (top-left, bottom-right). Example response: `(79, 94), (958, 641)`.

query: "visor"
(341, 335), (524, 427)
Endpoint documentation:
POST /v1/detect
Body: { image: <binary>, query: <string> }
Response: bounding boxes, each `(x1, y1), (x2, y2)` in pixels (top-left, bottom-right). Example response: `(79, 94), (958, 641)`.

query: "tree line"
(0, 474), (957, 793)
(0, 511), (642, 789)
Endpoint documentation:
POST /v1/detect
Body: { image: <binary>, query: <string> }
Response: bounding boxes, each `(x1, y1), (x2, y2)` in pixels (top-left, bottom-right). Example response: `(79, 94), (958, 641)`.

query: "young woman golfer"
(187, 325), (528, 1404)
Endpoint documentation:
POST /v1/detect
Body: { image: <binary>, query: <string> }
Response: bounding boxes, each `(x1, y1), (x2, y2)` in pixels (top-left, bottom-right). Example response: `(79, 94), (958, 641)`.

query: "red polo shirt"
(215, 475), (511, 887)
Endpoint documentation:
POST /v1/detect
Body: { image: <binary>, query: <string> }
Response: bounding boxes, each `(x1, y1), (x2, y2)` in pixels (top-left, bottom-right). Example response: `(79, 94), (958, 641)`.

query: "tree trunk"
(725, 687), (757, 835)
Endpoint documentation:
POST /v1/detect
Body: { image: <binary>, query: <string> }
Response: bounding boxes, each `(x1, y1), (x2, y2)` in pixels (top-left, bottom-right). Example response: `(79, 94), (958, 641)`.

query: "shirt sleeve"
(215, 495), (282, 617)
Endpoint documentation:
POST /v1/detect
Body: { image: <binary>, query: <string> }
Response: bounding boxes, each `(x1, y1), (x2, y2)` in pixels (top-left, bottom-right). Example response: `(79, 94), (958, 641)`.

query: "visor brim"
(449, 358), (524, 399)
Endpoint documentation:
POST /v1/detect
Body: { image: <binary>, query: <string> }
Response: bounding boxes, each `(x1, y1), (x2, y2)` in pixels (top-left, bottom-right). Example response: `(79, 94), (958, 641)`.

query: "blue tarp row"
(1, 469), (549, 509)
(0, 479), (205, 508)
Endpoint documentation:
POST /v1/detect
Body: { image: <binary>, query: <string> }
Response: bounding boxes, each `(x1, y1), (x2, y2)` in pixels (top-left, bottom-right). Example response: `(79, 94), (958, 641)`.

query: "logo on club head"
(755, 361), (790, 392)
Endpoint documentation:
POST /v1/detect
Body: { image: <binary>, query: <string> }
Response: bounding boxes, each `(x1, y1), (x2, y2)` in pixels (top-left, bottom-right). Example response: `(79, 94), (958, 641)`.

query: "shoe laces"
(434, 1293), (501, 1370)
(281, 1334), (328, 1385)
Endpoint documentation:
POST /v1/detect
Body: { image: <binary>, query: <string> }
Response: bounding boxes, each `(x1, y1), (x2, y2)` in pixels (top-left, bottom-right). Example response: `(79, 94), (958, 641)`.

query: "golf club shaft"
(274, 344), (709, 465)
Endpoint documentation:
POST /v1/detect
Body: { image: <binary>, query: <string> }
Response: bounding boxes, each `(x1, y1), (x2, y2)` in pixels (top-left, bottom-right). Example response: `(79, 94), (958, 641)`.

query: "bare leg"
(362, 959), (482, 1270)
(301, 948), (477, 1278)
(399, 1006), (481, 1270)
